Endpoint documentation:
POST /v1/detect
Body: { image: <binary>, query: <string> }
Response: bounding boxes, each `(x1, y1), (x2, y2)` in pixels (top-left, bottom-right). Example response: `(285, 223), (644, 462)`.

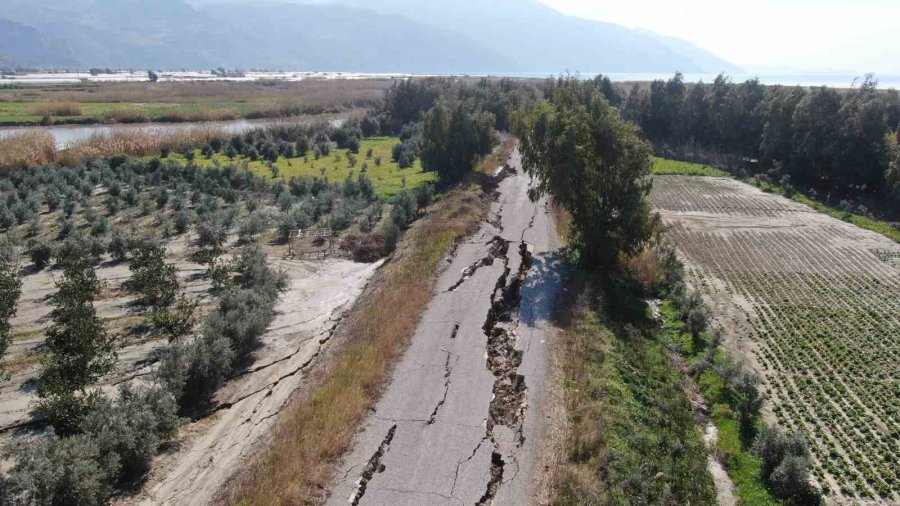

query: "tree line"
(573, 73), (900, 216)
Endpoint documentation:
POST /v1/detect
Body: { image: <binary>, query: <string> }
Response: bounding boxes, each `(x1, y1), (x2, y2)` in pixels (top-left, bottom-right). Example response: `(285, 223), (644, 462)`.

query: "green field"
(167, 137), (437, 199)
(0, 79), (389, 125)
(0, 101), (263, 124)
(652, 157), (730, 177)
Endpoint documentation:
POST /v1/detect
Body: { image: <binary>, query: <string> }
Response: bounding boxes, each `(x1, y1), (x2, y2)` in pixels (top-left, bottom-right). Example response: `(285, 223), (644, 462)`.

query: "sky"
(538, 0), (900, 74)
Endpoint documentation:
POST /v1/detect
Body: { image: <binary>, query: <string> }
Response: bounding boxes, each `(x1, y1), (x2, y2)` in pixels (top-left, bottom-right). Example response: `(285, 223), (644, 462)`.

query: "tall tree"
(790, 86), (842, 189)
(516, 78), (656, 265)
(422, 101), (496, 184)
(760, 86), (807, 169)
(37, 244), (115, 434)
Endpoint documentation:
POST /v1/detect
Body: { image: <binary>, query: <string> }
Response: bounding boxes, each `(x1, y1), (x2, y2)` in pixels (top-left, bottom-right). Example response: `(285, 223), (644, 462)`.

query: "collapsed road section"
(328, 150), (564, 505)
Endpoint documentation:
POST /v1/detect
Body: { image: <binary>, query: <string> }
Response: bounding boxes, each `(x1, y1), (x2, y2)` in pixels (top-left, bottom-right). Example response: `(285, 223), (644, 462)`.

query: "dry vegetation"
(0, 126), (229, 171)
(223, 183), (488, 505)
(27, 101), (83, 117)
(651, 175), (900, 503)
(0, 131), (57, 171)
(0, 80), (392, 125)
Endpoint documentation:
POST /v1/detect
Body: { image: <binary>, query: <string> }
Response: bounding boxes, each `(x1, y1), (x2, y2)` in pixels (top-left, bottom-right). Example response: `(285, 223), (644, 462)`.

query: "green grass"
(167, 137), (438, 200)
(0, 102), (261, 124)
(653, 157), (900, 243)
(554, 282), (717, 505)
(658, 299), (781, 506)
(652, 157), (730, 177)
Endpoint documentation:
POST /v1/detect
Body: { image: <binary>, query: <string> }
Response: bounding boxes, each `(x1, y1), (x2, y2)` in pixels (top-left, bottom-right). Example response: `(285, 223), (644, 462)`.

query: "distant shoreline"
(3, 70), (899, 89)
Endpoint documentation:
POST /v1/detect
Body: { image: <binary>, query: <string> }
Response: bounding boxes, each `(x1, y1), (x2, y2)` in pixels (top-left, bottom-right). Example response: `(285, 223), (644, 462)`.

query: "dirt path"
(127, 258), (383, 505)
(327, 152), (564, 505)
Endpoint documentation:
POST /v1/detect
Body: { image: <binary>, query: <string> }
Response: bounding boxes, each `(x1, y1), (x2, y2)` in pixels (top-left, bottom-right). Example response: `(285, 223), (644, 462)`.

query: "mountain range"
(0, 0), (738, 74)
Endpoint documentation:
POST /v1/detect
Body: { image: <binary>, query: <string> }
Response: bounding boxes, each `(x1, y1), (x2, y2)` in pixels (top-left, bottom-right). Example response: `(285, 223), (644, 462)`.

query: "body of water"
(0, 116), (347, 149)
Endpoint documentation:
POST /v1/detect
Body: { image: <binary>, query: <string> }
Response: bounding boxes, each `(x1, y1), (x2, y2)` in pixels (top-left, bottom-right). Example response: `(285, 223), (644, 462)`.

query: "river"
(0, 116), (347, 149)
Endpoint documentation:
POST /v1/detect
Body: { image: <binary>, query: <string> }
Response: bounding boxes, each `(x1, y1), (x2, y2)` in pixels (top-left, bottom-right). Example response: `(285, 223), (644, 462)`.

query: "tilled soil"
(650, 176), (900, 504)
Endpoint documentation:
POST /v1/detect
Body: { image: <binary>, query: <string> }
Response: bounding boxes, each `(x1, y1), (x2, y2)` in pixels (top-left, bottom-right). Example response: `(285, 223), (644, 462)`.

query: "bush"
(27, 240), (52, 270)
(3, 434), (112, 506)
(238, 214), (266, 243)
(174, 209), (191, 234)
(80, 386), (179, 483)
(196, 216), (228, 249)
(156, 335), (235, 412)
(753, 427), (813, 499)
(770, 454), (812, 499)
(340, 232), (387, 262)
(107, 231), (130, 263)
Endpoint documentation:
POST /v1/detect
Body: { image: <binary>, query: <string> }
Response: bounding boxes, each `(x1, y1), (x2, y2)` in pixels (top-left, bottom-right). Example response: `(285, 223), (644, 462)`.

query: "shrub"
(107, 231), (130, 263)
(753, 427), (813, 499)
(156, 335), (235, 412)
(238, 214), (267, 243)
(196, 216), (228, 250)
(0, 239), (22, 379)
(340, 232), (387, 262)
(80, 386), (178, 483)
(3, 434), (112, 506)
(37, 245), (114, 435)
(174, 209), (191, 235)
(27, 240), (53, 270)
(770, 454), (812, 499)
(127, 239), (177, 309)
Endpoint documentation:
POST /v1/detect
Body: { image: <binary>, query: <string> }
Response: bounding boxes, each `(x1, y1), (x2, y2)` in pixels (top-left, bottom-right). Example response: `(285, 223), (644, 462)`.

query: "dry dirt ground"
(131, 257), (382, 505)
(0, 234), (210, 435)
(0, 233), (384, 505)
(650, 176), (900, 504)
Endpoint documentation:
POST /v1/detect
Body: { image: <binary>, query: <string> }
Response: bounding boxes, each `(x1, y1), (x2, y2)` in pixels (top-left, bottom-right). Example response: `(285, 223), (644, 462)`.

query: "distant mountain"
(199, 3), (513, 72)
(325, 0), (738, 73)
(0, 18), (78, 68)
(0, 0), (737, 74)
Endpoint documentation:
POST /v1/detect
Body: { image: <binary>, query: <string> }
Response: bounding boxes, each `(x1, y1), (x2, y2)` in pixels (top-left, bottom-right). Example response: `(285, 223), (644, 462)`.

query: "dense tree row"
(380, 77), (540, 134)
(603, 73), (900, 213)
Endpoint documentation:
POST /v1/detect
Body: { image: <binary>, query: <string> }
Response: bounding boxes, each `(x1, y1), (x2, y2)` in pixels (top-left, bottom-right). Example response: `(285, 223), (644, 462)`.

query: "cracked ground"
(328, 150), (565, 506)
(130, 258), (384, 505)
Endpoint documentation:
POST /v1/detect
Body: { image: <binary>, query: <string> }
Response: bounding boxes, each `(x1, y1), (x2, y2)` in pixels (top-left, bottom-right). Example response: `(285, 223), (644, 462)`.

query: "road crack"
(446, 237), (509, 292)
(349, 424), (397, 506)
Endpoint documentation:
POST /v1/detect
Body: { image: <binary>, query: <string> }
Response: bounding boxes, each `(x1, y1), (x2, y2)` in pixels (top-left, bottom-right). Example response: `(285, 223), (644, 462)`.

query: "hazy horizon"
(539, 0), (899, 74)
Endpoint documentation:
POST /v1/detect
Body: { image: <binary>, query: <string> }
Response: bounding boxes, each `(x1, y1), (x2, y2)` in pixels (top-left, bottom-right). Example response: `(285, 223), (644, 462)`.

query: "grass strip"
(553, 276), (717, 505)
(657, 300), (780, 506)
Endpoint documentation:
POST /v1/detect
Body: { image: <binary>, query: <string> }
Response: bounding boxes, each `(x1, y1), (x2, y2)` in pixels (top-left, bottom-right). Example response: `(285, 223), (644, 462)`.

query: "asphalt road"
(328, 150), (564, 505)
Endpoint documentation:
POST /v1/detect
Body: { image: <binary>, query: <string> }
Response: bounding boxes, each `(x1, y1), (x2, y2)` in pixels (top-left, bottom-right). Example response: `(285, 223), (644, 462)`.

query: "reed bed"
(0, 131), (57, 171)
(61, 126), (227, 162)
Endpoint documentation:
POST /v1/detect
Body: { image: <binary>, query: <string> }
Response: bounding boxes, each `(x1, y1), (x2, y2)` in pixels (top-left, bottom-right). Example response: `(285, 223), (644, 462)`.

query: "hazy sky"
(539, 0), (900, 74)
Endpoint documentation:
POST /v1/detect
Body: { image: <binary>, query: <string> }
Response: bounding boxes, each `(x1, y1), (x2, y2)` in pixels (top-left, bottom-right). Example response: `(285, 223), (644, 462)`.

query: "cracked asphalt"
(329, 149), (564, 506)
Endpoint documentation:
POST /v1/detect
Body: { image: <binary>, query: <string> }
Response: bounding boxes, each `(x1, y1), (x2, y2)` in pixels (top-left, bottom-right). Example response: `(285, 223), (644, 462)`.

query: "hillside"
(0, 0), (736, 73)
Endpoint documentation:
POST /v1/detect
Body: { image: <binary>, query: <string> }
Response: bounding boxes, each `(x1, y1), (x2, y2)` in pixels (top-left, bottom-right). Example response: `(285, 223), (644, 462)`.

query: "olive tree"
(37, 245), (115, 435)
(0, 239), (22, 379)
